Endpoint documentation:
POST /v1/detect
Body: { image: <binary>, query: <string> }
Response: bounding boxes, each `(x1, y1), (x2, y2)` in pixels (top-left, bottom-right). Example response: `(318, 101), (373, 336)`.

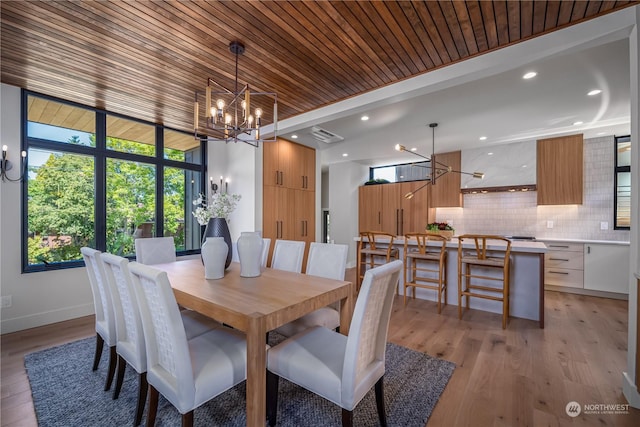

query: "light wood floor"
(2, 276), (639, 426)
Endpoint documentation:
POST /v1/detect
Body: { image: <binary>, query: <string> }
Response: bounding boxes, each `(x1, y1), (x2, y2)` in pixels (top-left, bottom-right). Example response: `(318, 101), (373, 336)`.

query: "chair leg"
(375, 377), (387, 427)
(147, 385), (159, 427)
(105, 345), (117, 391)
(134, 372), (148, 426)
(113, 355), (126, 399)
(266, 371), (279, 427)
(181, 411), (194, 427)
(92, 333), (104, 371)
(341, 408), (353, 427)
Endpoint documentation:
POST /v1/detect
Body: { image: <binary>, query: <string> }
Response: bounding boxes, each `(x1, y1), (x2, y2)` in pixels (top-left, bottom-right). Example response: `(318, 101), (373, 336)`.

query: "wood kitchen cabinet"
(358, 181), (434, 235)
(431, 150), (463, 207)
(537, 134), (583, 205)
(263, 139), (316, 266)
(264, 138), (315, 190)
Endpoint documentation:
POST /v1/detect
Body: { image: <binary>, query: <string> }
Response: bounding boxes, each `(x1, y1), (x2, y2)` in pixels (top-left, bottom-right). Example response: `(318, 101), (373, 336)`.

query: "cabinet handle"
(549, 245), (570, 248)
(549, 271), (569, 275)
(400, 208), (404, 236)
(275, 171), (279, 185)
(305, 220), (308, 237)
(280, 171), (283, 186)
(378, 211), (381, 225)
(301, 220), (305, 236)
(549, 258), (570, 262)
(396, 209), (399, 236)
(587, 246), (591, 254)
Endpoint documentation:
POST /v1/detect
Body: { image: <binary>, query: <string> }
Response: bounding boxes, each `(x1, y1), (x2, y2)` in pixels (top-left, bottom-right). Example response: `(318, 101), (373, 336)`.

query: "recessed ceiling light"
(291, 134), (298, 139)
(573, 121), (583, 125)
(487, 152), (494, 156)
(587, 89), (602, 96)
(361, 115), (369, 121)
(523, 71), (537, 79)
(522, 164), (527, 168)
(342, 153), (348, 157)
(597, 131), (606, 135)
(410, 147), (417, 151)
(479, 136), (487, 141)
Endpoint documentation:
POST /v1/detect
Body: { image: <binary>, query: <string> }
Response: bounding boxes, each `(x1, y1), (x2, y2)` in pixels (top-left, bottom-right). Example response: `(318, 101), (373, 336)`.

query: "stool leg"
(457, 261), (463, 320)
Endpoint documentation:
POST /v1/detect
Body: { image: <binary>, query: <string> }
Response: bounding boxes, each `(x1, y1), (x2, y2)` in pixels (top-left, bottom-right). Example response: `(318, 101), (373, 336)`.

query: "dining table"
(152, 258), (355, 427)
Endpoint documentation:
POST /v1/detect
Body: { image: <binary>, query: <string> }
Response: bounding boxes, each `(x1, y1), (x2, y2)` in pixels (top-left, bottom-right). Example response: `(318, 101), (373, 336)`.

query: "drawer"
(544, 242), (583, 252)
(545, 250), (584, 269)
(545, 268), (584, 288)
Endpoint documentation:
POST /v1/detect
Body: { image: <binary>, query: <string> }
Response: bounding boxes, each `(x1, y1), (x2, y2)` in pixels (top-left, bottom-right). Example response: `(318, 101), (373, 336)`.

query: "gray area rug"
(25, 334), (455, 426)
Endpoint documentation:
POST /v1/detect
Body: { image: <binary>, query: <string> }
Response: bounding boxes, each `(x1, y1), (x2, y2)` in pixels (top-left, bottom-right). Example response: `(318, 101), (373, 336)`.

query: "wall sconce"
(210, 176), (230, 193)
(210, 176), (219, 193)
(1, 145), (27, 182)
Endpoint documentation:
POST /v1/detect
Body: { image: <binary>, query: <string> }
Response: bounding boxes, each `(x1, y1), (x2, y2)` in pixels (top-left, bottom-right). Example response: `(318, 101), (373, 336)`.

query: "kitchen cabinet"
(584, 243), (630, 294)
(431, 151), (463, 207)
(358, 182), (434, 235)
(537, 134), (583, 205)
(263, 138), (315, 190)
(544, 242), (584, 289)
(263, 140), (316, 266)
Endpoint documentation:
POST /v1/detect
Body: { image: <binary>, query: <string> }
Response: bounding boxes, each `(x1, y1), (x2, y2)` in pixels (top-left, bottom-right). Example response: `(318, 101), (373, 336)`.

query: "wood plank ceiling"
(2, 1), (638, 135)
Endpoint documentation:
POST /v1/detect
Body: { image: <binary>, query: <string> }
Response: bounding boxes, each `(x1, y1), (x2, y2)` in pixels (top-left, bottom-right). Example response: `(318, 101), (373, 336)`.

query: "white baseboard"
(623, 372), (640, 409)
(0, 303), (94, 334)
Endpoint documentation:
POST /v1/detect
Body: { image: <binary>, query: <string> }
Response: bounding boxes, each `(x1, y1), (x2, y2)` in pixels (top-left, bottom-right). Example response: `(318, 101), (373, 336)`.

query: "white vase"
(201, 237), (227, 279)
(237, 232), (263, 277)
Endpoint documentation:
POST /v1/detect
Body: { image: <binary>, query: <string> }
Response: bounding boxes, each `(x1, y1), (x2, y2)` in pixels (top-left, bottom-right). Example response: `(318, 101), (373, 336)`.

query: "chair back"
(359, 231), (395, 254)
(128, 262), (194, 410)
(134, 236), (176, 265)
(81, 247), (116, 346)
(271, 239), (306, 273)
(261, 238), (271, 267)
(306, 242), (348, 280)
(457, 234), (511, 266)
(404, 233), (447, 257)
(102, 253), (146, 372)
(342, 259), (402, 407)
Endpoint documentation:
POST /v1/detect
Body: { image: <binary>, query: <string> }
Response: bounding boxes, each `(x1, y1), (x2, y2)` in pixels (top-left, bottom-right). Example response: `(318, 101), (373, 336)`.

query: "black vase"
(202, 217), (232, 269)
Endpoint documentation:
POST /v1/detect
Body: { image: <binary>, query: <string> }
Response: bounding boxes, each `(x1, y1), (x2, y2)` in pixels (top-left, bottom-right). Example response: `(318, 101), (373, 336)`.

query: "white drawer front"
(545, 250), (584, 269)
(544, 242), (583, 252)
(545, 268), (584, 288)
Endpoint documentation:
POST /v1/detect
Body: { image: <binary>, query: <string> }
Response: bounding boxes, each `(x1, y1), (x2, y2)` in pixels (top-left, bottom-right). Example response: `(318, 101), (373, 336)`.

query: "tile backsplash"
(436, 136), (631, 242)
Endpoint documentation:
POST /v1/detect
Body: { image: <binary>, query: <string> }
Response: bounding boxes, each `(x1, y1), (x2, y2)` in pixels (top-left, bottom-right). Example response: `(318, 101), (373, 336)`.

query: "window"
(370, 160), (431, 183)
(614, 135), (630, 230)
(23, 91), (206, 272)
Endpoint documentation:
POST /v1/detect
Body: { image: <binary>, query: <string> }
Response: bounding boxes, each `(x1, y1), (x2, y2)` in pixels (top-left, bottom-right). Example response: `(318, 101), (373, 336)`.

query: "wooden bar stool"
(356, 231), (398, 291)
(457, 234), (511, 329)
(403, 233), (448, 312)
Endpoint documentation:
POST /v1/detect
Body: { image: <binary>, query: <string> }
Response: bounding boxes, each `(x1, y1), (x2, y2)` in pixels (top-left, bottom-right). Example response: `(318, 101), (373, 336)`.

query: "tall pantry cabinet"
(263, 138), (315, 266)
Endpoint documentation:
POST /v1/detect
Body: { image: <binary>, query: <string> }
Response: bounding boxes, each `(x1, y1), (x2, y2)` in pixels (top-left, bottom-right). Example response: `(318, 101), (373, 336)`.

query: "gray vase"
(202, 217), (232, 269)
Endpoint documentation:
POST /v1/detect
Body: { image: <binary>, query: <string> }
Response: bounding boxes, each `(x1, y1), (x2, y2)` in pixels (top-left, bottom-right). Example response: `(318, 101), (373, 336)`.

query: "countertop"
(356, 236), (547, 254)
(536, 238), (630, 246)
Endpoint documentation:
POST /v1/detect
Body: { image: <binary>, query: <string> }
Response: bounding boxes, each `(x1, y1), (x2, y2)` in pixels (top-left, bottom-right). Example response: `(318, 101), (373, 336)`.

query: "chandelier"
(193, 41), (277, 147)
(395, 123), (484, 199)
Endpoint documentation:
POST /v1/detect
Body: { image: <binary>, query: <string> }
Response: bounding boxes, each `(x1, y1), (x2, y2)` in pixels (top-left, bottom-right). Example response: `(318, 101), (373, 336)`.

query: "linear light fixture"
(395, 123), (484, 199)
(193, 41), (278, 147)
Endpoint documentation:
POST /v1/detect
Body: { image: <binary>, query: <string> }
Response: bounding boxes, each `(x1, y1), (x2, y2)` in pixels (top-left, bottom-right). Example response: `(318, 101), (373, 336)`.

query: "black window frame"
(613, 134), (631, 230)
(21, 90), (207, 273)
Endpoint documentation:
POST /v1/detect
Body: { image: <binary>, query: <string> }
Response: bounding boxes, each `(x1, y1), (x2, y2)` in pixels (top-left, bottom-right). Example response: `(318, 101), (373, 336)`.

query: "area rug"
(25, 335), (455, 426)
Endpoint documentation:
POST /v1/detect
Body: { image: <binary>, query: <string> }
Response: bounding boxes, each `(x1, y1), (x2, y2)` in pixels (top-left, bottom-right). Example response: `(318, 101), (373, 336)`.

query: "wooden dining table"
(152, 258), (354, 427)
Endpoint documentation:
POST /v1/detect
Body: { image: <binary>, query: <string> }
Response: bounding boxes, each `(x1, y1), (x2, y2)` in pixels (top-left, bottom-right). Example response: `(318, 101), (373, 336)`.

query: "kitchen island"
(357, 236), (547, 328)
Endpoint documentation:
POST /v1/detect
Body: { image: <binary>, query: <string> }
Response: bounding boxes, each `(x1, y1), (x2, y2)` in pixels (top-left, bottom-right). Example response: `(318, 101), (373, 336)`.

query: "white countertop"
(356, 236), (547, 254)
(536, 238), (630, 246)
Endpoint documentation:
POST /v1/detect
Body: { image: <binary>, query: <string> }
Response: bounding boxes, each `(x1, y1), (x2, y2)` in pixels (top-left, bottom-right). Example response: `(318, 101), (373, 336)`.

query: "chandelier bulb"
(404, 192), (414, 199)
(216, 99), (225, 110)
(225, 113), (232, 125)
(248, 115), (254, 126)
(395, 144), (406, 152)
(255, 107), (262, 118)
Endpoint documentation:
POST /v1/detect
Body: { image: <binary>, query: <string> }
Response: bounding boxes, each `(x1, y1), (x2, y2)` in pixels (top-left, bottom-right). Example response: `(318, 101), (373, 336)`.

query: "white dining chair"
(128, 261), (247, 427)
(81, 247), (117, 392)
(101, 253), (220, 425)
(275, 242), (348, 337)
(134, 236), (176, 265)
(267, 260), (402, 427)
(261, 238), (271, 267)
(271, 239), (305, 273)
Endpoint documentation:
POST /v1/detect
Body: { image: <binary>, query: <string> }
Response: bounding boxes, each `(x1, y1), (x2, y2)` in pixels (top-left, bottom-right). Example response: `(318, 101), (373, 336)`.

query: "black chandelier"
(193, 41), (278, 147)
(395, 123), (484, 199)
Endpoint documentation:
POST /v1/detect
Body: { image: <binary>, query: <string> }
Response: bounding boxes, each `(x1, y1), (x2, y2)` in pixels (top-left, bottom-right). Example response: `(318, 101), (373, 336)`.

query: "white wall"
(327, 161), (369, 267)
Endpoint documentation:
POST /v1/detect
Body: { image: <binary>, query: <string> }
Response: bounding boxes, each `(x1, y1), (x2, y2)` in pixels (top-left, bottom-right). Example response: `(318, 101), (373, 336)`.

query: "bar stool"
(457, 234), (511, 329)
(403, 233), (448, 312)
(356, 231), (398, 291)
